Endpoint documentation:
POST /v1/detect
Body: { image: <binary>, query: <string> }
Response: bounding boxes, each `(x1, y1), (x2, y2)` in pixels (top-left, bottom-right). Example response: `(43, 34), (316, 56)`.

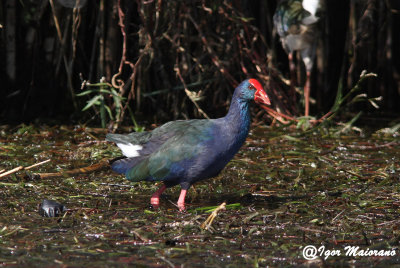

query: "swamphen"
(106, 79), (271, 211)
(274, 0), (322, 116)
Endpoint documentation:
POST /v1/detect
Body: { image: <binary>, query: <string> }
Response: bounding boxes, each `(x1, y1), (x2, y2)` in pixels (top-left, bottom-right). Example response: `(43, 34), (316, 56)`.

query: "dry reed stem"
(34, 159), (109, 179)
(201, 202), (226, 230)
(0, 159), (51, 178)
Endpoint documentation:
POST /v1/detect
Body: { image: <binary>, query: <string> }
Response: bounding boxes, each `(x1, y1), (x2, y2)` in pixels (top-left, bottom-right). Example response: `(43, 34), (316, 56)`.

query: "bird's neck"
(224, 95), (251, 144)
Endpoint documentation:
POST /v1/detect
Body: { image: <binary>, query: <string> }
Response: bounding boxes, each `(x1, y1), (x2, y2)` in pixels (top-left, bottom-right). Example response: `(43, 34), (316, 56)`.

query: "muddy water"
(0, 124), (399, 266)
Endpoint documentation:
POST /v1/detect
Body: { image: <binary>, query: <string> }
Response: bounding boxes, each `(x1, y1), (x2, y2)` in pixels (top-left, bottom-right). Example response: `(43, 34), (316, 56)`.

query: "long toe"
(178, 203), (186, 212)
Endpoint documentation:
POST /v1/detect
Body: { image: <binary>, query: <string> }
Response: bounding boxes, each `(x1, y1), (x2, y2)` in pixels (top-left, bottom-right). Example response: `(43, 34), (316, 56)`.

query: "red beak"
(249, 79), (271, 106)
(254, 88), (271, 106)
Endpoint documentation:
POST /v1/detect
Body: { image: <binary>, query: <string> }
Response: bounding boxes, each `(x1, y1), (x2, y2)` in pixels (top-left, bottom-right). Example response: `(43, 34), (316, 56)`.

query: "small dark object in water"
(165, 240), (177, 246)
(38, 199), (66, 217)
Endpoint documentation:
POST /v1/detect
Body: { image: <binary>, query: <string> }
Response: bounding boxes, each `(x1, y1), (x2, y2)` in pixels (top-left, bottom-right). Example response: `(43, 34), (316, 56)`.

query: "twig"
(331, 209), (346, 223)
(346, 140), (398, 150)
(34, 159), (109, 179)
(297, 226), (330, 234)
(99, 183), (134, 188)
(260, 104), (295, 124)
(341, 169), (363, 179)
(0, 166), (23, 178)
(111, 0), (135, 90)
(0, 159), (51, 178)
(131, 229), (149, 242)
(328, 71), (378, 121)
(261, 70), (377, 125)
(49, 0), (77, 110)
(110, 0), (153, 131)
(168, 199), (180, 209)
(201, 202), (226, 230)
(110, 0), (135, 131)
(187, 14), (237, 86)
(157, 256), (175, 268)
(25, 159), (51, 170)
(176, 65), (210, 119)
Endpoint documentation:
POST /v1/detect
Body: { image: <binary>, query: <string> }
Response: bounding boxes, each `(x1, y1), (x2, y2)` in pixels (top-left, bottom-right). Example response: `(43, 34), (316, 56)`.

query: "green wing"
(125, 120), (214, 182)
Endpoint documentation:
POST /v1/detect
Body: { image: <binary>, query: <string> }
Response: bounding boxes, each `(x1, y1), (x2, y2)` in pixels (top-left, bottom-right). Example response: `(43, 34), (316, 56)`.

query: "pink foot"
(177, 189), (187, 212)
(150, 184), (167, 208)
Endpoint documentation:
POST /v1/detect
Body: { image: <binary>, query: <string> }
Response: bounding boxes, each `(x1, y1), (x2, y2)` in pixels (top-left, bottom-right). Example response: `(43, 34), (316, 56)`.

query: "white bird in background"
(274, 0), (322, 116)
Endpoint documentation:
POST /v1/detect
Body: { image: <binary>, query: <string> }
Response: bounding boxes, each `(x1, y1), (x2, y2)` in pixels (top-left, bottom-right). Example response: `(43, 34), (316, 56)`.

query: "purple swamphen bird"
(274, 0), (322, 116)
(106, 79), (271, 211)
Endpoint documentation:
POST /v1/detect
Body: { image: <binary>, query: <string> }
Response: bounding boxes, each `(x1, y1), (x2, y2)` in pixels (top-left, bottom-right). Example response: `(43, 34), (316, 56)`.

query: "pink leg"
(304, 71), (311, 116)
(150, 184), (167, 208)
(177, 189), (187, 212)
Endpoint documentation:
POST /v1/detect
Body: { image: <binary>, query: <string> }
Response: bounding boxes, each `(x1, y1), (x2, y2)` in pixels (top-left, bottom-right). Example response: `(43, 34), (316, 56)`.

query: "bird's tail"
(109, 156), (141, 174)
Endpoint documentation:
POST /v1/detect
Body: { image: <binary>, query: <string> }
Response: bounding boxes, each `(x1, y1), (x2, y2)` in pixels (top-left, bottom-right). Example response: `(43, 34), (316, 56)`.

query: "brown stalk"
(176, 62), (210, 119)
(33, 159), (109, 179)
(0, 159), (51, 178)
(49, 0), (78, 110)
(187, 14), (237, 87)
(201, 202), (226, 230)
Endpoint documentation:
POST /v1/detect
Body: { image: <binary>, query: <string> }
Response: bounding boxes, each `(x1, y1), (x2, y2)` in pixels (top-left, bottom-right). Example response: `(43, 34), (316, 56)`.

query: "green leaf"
(76, 90), (97, 96)
(104, 105), (114, 121)
(282, 135), (302, 142)
(85, 82), (112, 87)
(98, 88), (112, 94)
(110, 87), (122, 98)
(127, 106), (144, 132)
(100, 98), (106, 128)
(82, 95), (102, 111)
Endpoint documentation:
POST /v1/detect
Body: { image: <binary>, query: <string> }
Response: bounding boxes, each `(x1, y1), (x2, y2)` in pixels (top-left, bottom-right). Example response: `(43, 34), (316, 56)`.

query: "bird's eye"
(249, 85), (255, 90)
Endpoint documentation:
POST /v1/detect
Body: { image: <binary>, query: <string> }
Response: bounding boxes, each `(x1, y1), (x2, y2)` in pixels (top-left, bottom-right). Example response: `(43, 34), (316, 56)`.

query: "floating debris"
(38, 199), (66, 217)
